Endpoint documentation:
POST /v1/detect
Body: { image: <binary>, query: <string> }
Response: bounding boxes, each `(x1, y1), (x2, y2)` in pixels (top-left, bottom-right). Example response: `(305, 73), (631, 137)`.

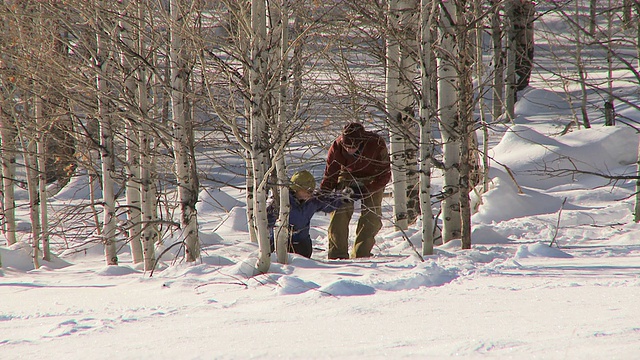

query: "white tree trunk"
(140, 123), (158, 270)
(96, 12), (118, 266)
(25, 145), (40, 268)
(274, 157), (290, 263)
(119, 0), (143, 264)
(170, 0), (200, 262)
(126, 124), (143, 262)
(437, 0), (461, 242)
(475, 0), (491, 193)
(22, 98), (41, 269)
(389, 0), (420, 229)
(99, 114), (117, 266)
(387, 0), (409, 231)
(138, 3), (157, 271)
(0, 109), (17, 246)
(35, 95), (50, 262)
(233, 4), (258, 246)
(245, 156), (258, 244)
(419, 0), (437, 256)
(251, 0), (271, 273)
(399, 1), (420, 225)
(275, 0), (290, 264)
(385, 0), (409, 230)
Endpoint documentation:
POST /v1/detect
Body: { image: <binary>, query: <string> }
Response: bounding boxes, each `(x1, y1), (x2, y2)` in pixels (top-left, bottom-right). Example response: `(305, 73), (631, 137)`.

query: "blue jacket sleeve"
(313, 193), (347, 213)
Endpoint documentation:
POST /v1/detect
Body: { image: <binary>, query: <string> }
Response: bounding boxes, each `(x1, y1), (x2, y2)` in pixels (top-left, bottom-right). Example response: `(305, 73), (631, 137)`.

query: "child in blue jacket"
(267, 170), (349, 258)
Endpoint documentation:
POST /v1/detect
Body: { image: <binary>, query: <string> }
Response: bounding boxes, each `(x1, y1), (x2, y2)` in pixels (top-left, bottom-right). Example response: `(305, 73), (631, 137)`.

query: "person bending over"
(320, 122), (391, 259)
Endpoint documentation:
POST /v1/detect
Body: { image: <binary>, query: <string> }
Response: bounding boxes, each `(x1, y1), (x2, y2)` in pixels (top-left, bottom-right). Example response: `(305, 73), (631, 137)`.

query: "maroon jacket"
(320, 129), (391, 194)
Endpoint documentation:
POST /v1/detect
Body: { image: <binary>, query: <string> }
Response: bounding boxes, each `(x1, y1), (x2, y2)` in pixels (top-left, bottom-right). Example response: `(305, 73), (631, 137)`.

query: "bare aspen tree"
(476, 0), (491, 192)
(201, 1), (305, 265)
(387, 0), (409, 231)
(274, 0), (291, 264)
(34, 6), (54, 262)
(10, 3), (43, 267)
(387, 0), (420, 231)
(274, 154), (290, 264)
(419, 0), (438, 255)
(400, 5), (421, 226)
(23, 98), (42, 268)
(604, 0), (616, 126)
(197, 1), (261, 248)
(0, 113), (17, 246)
(233, 2), (259, 245)
(456, 1), (474, 250)
(36, 96), (50, 262)
(251, 0), (272, 273)
(95, 4), (118, 266)
(505, 0), (516, 121)
(0, 52), (18, 246)
(437, 0), (461, 242)
(119, 0), (144, 264)
(490, 0), (505, 122)
(169, 0), (200, 262)
(137, 3), (158, 272)
(574, 0), (591, 129)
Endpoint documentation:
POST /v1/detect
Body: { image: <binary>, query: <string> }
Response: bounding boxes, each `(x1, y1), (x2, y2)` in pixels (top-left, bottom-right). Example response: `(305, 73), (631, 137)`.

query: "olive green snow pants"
(327, 189), (384, 259)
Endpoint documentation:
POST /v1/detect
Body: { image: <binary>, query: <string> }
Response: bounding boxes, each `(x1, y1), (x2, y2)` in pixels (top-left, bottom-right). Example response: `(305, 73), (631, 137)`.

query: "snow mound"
(224, 258), (262, 278)
(318, 279), (376, 296)
(199, 231), (225, 246)
(96, 265), (140, 276)
(216, 207), (249, 232)
(371, 262), (457, 291)
(490, 125), (638, 189)
(472, 225), (513, 244)
(515, 242), (573, 259)
(473, 177), (568, 223)
(276, 275), (320, 295)
(0, 243), (72, 271)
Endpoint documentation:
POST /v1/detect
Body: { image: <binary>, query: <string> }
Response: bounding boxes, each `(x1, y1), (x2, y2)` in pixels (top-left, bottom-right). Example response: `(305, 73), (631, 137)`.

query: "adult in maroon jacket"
(320, 122), (391, 259)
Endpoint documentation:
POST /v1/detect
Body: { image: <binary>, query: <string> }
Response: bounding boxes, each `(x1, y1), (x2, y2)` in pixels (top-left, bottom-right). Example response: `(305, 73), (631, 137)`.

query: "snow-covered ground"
(3, 8), (640, 360)
(2, 85), (640, 359)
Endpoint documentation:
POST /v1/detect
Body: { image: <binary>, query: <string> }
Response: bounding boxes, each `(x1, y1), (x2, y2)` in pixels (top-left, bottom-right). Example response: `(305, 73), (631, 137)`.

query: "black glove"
(340, 187), (355, 203)
(349, 183), (366, 200)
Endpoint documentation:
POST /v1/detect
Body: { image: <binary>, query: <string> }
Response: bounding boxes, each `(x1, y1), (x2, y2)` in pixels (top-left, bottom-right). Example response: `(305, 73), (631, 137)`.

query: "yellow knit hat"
(290, 170), (316, 192)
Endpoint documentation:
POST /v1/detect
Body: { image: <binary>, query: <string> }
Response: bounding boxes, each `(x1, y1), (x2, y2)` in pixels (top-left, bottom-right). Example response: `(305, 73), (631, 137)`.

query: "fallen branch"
(549, 197), (567, 248)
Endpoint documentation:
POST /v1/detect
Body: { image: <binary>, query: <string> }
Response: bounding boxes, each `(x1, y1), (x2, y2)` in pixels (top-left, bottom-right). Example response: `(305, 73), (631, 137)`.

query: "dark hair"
(342, 122), (365, 146)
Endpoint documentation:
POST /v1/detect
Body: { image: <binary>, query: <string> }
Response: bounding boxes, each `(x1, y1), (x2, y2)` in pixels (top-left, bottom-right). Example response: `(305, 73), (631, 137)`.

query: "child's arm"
(314, 191), (351, 213)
